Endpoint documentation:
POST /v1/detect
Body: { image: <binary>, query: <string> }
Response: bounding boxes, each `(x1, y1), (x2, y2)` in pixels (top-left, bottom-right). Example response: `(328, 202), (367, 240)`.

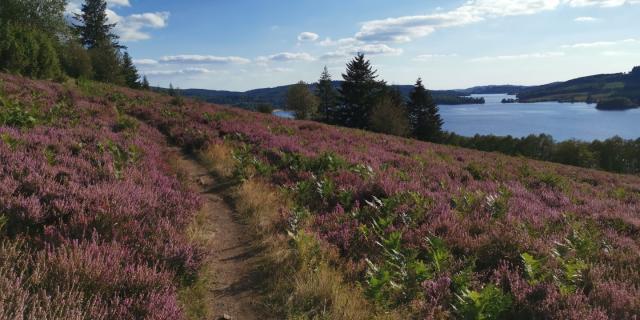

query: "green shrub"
(454, 285), (513, 320)
(0, 96), (38, 128)
(61, 41), (93, 79)
(0, 24), (61, 79)
(256, 103), (274, 114)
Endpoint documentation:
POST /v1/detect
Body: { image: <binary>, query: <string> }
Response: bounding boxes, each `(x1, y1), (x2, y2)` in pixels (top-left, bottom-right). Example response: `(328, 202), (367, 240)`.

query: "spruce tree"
(407, 78), (444, 142)
(338, 53), (385, 129)
(121, 51), (140, 88)
(89, 42), (124, 84)
(315, 66), (337, 123)
(73, 0), (119, 49)
(141, 75), (150, 90)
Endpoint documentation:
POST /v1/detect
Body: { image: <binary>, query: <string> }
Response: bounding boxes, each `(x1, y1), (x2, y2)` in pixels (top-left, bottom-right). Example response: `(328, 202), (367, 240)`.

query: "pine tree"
(338, 53), (385, 129)
(407, 78), (444, 142)
(121, 51), (140, 89)
(73, 0), (119, 49)
(89, 42), (124, 84)
(141, 75), (150, 90)
(315, 66), (337, 123)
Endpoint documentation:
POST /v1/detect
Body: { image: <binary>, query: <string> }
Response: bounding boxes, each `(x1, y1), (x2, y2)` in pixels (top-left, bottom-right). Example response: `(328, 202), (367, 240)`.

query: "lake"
(273, 94), (640, 141)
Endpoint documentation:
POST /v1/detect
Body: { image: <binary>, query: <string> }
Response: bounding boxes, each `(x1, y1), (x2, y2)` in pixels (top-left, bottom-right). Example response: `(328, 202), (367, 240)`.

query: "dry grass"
(198, 143), (235, 177)
(196, 144), (399, 320)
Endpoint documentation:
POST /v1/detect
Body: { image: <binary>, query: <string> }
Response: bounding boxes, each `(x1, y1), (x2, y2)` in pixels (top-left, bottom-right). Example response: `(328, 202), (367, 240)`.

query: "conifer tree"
(338, 53), (385, 129)
(407, 78), (444, 142)
(89, 41), (124, 84)
(141, 75), (150, 90)
(73, 0), (119, 49)
(74, 0), (124, 84)
(121, 51), (140, 88)
(315, 66), (337, 123)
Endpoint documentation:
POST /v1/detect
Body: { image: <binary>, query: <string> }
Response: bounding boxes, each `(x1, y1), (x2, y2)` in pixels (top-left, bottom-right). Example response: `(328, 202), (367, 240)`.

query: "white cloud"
(561, 38), (637, 48)
(318, 37), (358, 47)
(144, 68), (218, 76)
(160, 55), (251, 64)
(355, 0), (561, 43)
(601, 50), (633, 56)
(414, 53), (459, 61)
(321, 43), (403, 60)
(108, 0), (130, 7)
(266, 67), (294, 73)
(352, 0), (639, 44)
(470, 51), (565, 62)
(257, 52), (316, 62)
(111, 11), (170, 42)
(133, 59), (158, 65)
(67, 0), (130, 11)
(351, 44), (403, 56)
(298, 32), (319, 42)
(574, 16), (599, 22)
(563, 0), (640, 7)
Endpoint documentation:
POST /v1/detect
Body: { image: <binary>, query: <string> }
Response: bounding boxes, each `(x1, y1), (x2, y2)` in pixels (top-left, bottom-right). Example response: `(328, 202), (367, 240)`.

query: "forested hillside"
(517, 67), (640, 109)
(177, 81), (484, 110)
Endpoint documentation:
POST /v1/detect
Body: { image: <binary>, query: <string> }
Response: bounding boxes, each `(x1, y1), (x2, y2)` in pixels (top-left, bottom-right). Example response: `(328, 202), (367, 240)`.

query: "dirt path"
(173, 150), (262, 320)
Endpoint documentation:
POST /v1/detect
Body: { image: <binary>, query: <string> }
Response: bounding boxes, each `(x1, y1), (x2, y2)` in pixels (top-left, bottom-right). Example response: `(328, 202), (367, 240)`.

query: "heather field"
(0, 74), (201, 318)
(2, 74), (640, 319)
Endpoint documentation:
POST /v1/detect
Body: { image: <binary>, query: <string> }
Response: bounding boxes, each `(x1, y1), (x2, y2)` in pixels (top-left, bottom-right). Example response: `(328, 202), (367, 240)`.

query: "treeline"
(285, 54), (445, 142)
(442, 133), (640, 174)
(0, 0), (149, 89)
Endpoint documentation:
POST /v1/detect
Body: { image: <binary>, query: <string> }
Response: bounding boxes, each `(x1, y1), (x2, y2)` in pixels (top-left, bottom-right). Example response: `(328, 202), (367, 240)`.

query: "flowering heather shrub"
(6, 74), (640, 318)
(101, 77), (640, 319)
(0, 74), (201, 318)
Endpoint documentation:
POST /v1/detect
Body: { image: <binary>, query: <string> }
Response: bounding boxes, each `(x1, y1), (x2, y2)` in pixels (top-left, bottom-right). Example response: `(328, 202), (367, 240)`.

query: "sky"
(67, 0), (640, 91)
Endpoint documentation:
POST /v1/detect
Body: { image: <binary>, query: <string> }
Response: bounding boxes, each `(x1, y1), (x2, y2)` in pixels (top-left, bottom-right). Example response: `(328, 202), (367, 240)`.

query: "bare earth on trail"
(173, 149), (263, 320)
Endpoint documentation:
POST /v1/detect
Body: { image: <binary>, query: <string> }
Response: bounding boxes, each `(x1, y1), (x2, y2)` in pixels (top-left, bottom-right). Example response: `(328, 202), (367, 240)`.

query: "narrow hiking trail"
(172, 149), (262, 320)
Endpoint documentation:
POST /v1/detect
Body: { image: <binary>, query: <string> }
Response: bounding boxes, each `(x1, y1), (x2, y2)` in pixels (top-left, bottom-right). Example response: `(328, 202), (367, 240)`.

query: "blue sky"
(68, 0), (640, 91)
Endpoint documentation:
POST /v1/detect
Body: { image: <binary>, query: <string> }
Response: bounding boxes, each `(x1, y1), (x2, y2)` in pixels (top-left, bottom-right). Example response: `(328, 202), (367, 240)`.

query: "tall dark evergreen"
(407, 78), (443, 142)
(121, 51), (140, 88)
(315, 66), (337, 123)
(73, 0), (119, 49)
(337, 53), (385, 129)
(141, 75), (150, 90)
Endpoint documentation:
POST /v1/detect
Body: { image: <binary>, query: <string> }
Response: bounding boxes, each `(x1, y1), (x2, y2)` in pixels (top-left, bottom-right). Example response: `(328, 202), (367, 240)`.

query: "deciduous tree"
(287, 81), (319, 120)
(369, 88), (410, 137)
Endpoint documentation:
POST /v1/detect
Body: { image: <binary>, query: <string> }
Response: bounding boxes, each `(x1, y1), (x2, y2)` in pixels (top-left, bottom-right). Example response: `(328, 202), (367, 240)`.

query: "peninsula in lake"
(516, 66), (640, 110)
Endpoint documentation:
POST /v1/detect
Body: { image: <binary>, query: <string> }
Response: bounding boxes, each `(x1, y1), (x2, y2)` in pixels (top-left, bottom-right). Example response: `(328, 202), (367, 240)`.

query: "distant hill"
(517, 66), (640, 109)
(456, 85), (531, 95)
(171, 81), (485, 109)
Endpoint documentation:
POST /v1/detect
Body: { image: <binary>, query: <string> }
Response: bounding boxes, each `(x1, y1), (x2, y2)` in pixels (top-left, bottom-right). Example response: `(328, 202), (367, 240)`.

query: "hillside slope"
(176, 81), (484, 109)
(3, 74), (640, 319)
(517, 66), (640, 108)
(126, 78), (640, 318)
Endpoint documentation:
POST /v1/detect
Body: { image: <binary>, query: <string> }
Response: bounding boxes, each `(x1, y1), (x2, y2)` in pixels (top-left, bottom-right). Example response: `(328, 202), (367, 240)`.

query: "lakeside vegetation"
(517, 67), (640, 109)
(442, 133), (640, 175)
(178, 82), (485, 111)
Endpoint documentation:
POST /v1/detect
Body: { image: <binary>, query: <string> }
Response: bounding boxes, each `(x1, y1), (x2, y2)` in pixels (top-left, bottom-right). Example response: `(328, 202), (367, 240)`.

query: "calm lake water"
(273, 94), (640, 142)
